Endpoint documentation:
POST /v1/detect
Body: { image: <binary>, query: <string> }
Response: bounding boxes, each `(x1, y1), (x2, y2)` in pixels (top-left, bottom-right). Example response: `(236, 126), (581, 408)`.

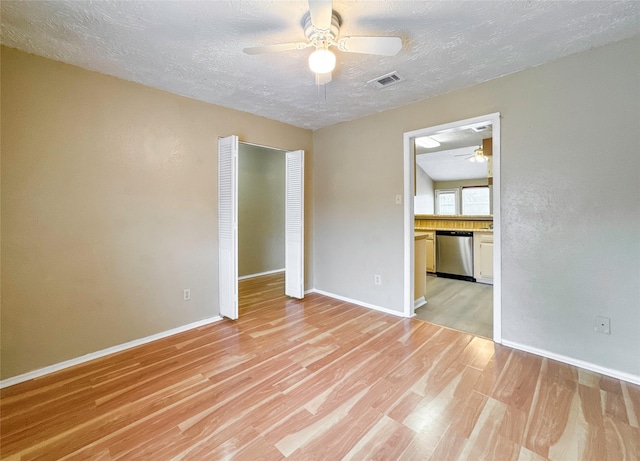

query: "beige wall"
(414, 166), (434, 214)
(313, 36), (640, 377)
(0, 47), (313, 379)
(238, 143), (285, 277)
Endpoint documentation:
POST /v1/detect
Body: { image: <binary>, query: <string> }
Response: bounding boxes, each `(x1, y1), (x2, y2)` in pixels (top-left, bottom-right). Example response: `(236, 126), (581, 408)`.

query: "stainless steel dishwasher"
(436, 231), (474, 281)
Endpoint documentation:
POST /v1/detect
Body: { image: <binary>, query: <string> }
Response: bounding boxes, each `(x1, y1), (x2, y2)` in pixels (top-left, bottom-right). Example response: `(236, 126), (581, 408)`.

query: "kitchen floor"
(415, 275), (493, 338)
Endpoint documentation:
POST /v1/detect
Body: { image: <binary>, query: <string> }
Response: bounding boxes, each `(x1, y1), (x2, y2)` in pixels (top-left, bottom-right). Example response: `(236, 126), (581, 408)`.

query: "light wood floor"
(1, 273), (638, 460)
(415, 275), (493, 339)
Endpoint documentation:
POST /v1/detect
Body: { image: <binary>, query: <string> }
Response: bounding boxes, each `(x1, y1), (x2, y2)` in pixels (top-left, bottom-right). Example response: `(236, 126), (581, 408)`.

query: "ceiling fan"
(243, 0), (402, 85)
(455, 146), (488, 163)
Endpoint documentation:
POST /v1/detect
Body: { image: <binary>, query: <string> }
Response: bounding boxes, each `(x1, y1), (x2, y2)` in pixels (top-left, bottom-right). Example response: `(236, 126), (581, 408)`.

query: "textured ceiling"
(417, 126), (493, 181)
(2, 1), (639, 130)
(417, 126), (492, 155)
(417, 148), (489, 182)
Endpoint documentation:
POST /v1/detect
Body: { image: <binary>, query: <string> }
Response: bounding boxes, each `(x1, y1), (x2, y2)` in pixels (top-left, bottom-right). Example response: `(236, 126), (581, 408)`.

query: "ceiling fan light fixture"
(244, 2), (404, 87)
(469, 145), (486, 162)
(309, 48), (336, 74)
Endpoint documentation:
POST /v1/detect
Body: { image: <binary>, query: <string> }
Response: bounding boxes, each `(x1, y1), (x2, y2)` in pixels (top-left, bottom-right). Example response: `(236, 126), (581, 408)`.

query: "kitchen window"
(462, 186), (491, 215)
(435, 189), (459, 215)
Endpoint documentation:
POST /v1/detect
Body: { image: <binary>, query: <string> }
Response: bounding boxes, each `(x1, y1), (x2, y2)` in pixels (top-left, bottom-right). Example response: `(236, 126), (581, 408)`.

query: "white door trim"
(219, 140), (305, 318)
(218, 135), (239, 320)
(402, 112), (502, 343)
(285, 149), (305, 299)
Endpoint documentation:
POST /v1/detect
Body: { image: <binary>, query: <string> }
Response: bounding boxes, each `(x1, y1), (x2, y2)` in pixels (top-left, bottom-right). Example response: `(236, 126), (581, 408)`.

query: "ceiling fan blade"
(336, 36), (402, 56)
(243, 42), (310, 55)
(308, 0), (333, 31)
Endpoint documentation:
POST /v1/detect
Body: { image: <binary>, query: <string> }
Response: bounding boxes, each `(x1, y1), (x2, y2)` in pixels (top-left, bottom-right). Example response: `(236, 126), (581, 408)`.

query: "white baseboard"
(502, 339), (640, 386)
(308, 289), (407, 318)
(0, 316), (224, 389)
(414, 296), (426, 310)
(238, 269), (285, 280)
(475, 278), (493, 285)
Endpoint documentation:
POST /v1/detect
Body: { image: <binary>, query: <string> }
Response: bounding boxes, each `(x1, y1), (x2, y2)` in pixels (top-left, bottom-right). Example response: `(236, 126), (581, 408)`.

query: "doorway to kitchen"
(402, 113), (502, 343)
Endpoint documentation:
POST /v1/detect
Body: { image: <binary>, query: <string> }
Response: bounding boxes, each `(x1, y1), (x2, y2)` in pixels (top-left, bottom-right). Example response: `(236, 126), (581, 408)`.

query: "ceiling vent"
(367, 71), (404, 88)
(471, 125), (491, 132)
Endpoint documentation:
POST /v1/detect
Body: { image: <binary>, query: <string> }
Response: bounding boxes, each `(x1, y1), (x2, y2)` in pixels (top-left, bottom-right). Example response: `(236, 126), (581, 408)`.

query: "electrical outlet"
(395, 195), (402, 205)
(594, 316), (610, 334)
(183, 289), (191, 301)
(374, 274), (382, 286)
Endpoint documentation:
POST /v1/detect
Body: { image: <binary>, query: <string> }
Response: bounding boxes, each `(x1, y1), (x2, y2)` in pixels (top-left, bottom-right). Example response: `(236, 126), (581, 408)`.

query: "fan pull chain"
(315, 80), (328, 101)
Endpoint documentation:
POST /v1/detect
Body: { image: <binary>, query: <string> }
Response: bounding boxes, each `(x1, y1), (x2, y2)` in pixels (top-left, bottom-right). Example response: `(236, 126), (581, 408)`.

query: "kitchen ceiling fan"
(243, 0), (402, 85)
(455, 146), (488, 163)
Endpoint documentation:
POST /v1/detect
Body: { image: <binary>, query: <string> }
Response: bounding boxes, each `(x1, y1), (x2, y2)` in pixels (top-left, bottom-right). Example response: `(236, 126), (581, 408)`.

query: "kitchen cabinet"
(473, 231), (493, 284)
(424, 231), (436, 273)
(483, 137), (493, 185)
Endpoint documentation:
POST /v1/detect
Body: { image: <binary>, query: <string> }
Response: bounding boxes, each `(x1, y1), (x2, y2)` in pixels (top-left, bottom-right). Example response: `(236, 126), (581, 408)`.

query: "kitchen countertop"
(415, 214), (493, 221)
(416, 227), (493, 233)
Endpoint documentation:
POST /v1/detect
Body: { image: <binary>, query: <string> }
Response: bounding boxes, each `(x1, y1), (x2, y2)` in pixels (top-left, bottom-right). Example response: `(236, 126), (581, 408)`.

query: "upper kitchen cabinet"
(483, 138), (493, 184)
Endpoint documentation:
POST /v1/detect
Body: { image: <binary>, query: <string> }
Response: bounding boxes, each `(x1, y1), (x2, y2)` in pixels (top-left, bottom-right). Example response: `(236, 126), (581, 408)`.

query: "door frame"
(218, 138), (305, 319)
(402, 112), (502, 343)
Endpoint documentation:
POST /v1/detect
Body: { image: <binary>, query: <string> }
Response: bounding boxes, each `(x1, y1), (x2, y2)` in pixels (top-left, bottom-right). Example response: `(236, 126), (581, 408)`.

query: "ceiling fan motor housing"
(304, 12), (341, 47)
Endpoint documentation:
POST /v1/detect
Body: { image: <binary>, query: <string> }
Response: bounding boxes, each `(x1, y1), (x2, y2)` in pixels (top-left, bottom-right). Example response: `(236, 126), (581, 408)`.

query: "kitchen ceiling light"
(471, 146), (486, 162)
(415, 136), (441, 149)
(309, 48), (336, 74)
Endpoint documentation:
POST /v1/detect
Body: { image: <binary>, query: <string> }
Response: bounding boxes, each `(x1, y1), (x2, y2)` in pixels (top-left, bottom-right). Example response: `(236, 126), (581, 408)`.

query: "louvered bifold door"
(218, 135), (239, 319)
(285, 150), (305, 299)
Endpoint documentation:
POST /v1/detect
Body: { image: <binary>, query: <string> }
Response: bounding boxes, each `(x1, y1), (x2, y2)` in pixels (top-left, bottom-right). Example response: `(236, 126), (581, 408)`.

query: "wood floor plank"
(499, 402), (528, 446)
(458, 336), (495, 371)
(517, 446), (549, 461)
(1, 272), (638, 460)
(604, 416), (640, 461)
(547, 386), (600, 461)
(603, 389), (631, 425)
(290, 405), (382, 459)
(622, 382), (640, 428)
(457, 397), (520, 461)
(428, 431), (467, 461)
(446, 390), (489, 439)
(342, 415), (414, 461)
(523, 375), (556, 458)
(231, 434), (285, 461)
(403, 363), (480, 435)
(491, 350), (543, 413)
(14, 375), (211, 460)
(387, 391), (423, 424)
(474, 344), (513, 396)
(397, 430), (443, 461)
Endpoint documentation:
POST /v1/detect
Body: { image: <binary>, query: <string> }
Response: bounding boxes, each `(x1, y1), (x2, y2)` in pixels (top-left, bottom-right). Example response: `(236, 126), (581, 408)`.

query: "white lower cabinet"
(424, 231), (435, 273)
(474, 231), (493, 284)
